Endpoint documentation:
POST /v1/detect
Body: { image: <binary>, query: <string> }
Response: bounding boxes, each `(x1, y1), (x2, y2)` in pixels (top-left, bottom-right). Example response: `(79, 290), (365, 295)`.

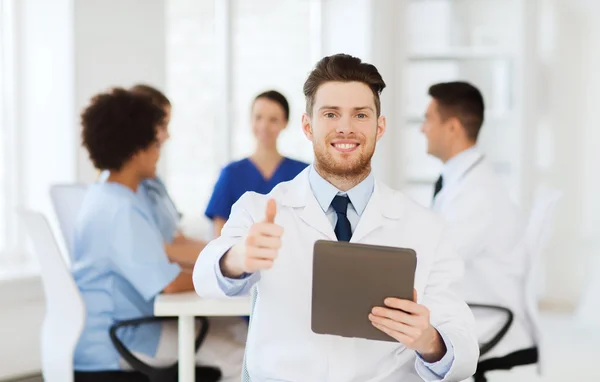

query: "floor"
(7, 312), (599, 382)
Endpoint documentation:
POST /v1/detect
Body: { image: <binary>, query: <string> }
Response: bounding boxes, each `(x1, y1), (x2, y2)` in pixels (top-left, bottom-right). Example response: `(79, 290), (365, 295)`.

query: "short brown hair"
(428, 81), (485, 141)
(303, 54), (386, 116)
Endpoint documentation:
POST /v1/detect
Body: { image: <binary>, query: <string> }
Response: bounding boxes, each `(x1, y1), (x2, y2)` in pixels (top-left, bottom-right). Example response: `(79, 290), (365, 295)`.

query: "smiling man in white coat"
(422, 82), (537, 372)
(194, 54), (478, 382)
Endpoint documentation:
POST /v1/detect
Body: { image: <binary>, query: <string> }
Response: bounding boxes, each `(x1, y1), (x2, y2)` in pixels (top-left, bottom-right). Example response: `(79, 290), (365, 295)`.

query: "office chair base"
(75, 370), (149, 382)
(473, 347), (538, 382)
(75, 366), (221, 382)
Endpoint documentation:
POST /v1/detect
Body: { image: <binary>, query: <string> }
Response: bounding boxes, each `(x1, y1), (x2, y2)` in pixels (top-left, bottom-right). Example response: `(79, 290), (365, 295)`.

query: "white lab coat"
(194, 169), (479, 382)
(432, 151), (535, 360)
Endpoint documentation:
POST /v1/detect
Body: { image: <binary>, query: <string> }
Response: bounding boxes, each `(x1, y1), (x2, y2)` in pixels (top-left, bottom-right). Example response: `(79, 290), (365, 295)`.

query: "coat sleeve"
(415, 227), (480, 382)
(193, 192), (262, 298)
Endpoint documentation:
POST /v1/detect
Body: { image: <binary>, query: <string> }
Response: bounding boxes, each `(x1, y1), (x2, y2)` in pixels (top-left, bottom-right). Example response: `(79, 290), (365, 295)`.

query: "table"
(154, 292), (251, 382)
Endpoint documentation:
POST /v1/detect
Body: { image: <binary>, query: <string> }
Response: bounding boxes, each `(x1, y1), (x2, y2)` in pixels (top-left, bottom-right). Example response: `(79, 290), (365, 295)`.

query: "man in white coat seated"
(421, 81), (536, 370)
(193, 54), (479, 382)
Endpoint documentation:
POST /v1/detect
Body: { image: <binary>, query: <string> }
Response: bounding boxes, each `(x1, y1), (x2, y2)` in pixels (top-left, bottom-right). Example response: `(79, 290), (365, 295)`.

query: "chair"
(109, 317), (221, 382)
(20, 210), (87, 382)
(522, 189), (562, 374)
(472, 189), (562, 382)
(49, 183), (88, 258)
(20, 210), (220, 382)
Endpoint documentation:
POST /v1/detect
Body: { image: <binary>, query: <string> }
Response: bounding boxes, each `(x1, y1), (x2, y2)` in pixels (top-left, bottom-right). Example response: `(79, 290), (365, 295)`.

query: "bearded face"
(302, 81), (386, 181)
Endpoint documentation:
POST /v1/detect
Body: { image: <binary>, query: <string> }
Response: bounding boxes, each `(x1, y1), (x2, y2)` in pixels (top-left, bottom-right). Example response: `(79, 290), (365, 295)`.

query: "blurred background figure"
(422, 81), (536, 378)
(204, 90), (308, 238)
(74, 87), (245, 380)
(99, 84), (206, 269)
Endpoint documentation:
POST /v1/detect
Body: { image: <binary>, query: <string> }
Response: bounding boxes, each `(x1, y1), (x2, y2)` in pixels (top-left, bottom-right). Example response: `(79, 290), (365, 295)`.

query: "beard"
(313, 140), (375, 180)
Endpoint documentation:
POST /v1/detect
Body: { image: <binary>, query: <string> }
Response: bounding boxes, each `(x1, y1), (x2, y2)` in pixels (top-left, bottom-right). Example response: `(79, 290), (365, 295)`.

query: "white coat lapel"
(351, 181), (402, 243)
(280, 169), (337, 241)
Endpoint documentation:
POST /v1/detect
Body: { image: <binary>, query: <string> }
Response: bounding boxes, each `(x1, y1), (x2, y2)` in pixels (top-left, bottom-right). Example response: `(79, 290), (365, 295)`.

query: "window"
(230, 0), (316, 162)
(400, 0), (521, 206)
(0, 0), (19, 264)
(165, 0), (219, 236)
(165, 0), (320, 237)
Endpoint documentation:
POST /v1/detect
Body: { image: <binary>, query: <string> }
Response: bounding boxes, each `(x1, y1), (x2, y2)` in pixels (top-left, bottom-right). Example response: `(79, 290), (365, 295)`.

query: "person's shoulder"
(230, 169), (306, 216)
(216, 158), (251, 183)
(284, 157), (310, 170)
(462, 162), (515, 205)
(142, 176), (166, 188)
(223, 158), (251, 172)
(78, 183), (134, 228)
(139, 176), (169, 198)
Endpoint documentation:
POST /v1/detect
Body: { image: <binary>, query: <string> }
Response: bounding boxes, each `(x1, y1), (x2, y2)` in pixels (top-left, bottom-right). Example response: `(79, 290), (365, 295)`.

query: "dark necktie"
(331, 195), (352, 242)
(433, 175), (444, 199)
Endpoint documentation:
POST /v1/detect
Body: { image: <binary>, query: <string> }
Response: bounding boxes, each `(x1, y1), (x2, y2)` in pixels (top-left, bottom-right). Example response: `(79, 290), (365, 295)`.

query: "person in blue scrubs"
(99, 84), (206, 269)
(205, 90), (309, 238)
(73, 87), (245, 378)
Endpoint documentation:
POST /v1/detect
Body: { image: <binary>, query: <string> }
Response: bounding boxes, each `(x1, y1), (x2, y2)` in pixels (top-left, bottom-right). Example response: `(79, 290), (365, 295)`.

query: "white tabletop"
(154, 291), (251, 317)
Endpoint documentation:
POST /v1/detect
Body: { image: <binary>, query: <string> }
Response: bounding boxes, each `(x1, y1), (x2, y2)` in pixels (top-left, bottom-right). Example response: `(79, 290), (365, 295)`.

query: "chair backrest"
(50, 184), (88, 258)
(20, 210), (86, 382)
(522, 188), (562, 373)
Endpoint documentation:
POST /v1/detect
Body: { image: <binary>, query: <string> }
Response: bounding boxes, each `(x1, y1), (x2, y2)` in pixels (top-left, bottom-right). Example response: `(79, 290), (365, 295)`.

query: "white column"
(215, 0), (233, 165)
(540, 0), (597, 306)
(17, 0), (76, 222)
(73, 0), (167, 183)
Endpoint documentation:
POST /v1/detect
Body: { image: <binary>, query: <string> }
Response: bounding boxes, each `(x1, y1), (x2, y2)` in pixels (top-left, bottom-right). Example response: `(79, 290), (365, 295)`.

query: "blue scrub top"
(205, 157), (309, 221)
(99, 170), (181, 244)
(72, 182), (181, 371)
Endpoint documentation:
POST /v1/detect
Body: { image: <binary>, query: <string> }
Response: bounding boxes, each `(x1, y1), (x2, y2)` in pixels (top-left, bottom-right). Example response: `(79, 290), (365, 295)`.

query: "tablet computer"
(311, 239), (417, 342)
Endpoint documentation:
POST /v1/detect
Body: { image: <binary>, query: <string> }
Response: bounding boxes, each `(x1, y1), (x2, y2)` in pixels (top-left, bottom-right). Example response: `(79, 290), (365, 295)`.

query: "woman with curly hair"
(98, 84), (205, 268)
(73, 87), (245, 380)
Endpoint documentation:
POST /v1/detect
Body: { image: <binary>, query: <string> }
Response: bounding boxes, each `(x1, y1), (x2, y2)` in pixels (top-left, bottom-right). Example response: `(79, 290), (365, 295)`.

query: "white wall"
(19, 0), (76, 255)
(536, 0), (600, 308)
(74, 0), (167, 183)
(320, 0), (404, 188)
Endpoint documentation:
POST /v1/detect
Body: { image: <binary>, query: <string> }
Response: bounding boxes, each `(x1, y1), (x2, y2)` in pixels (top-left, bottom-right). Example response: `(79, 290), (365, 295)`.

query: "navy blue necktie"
(331, 195), (352, 242)
(433, 175), (443, 200)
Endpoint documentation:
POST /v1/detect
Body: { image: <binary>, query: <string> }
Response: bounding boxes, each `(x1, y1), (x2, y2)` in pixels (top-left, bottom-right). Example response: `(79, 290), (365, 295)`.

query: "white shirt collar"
(308, 165), (374, 216)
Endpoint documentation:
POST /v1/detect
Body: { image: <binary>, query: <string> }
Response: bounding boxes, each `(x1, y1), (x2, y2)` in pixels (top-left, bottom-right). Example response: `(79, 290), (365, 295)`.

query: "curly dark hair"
(131, 84), (171, 109)
(81, 87), (166, 171)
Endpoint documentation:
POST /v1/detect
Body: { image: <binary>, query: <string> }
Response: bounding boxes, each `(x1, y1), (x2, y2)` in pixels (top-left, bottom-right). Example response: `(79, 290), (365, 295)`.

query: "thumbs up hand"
(220, 199), (284, 278)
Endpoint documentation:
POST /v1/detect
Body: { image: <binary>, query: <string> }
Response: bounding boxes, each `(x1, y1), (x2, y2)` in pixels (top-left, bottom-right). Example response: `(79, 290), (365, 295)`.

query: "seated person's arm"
(164, 237), (207, 267)
(163, 271), (195, 294)
(112, 207), (185, 301)
(205, 165), (233, 239)
(213, 217), (227, 238)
